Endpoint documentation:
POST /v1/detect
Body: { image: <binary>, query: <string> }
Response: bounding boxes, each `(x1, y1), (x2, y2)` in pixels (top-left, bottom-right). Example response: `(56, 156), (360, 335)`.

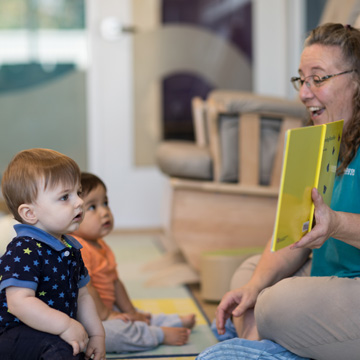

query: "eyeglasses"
(290, 70), (355, 91)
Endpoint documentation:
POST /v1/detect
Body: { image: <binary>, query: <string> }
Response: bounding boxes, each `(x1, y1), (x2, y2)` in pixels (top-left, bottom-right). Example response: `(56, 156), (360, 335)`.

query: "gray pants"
(103, 313), (181, 353)
(231, 255), (360, 360)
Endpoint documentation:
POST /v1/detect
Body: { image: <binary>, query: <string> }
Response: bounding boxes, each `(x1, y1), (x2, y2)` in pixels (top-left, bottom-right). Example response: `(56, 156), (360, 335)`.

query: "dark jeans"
(0, 325), (85, 360)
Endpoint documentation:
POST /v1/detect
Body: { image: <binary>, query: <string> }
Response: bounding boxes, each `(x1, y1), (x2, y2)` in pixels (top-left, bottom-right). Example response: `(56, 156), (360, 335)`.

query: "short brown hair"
(80, 172), (107, 198)
(1, 148), (81, 223)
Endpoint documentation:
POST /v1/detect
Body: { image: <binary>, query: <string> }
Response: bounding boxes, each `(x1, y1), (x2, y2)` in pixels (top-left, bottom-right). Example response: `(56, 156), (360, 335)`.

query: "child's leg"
(0, 324), (84, 360)
(104, 318), (191, 353)
(103, 318), (164, 353)
(151, 313), (196, 329)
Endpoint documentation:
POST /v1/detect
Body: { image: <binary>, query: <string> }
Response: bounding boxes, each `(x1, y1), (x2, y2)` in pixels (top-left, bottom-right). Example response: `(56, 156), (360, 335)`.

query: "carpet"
(103, 233), (218, 360)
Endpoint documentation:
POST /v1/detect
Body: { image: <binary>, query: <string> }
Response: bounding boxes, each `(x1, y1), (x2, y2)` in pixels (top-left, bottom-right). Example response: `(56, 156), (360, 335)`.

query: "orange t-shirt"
(72, 236), (118, 310)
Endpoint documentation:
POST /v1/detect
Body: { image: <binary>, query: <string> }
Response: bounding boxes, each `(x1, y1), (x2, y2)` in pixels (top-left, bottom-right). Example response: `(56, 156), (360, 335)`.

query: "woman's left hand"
(291, 188), (335, 249)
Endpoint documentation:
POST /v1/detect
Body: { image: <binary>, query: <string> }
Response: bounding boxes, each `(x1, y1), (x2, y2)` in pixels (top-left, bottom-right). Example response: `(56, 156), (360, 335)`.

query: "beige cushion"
(156, 140), (213, 180)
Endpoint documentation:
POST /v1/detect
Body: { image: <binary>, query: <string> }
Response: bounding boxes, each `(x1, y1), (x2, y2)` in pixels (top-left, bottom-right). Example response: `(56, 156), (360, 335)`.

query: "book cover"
(271, 120), (343, 252)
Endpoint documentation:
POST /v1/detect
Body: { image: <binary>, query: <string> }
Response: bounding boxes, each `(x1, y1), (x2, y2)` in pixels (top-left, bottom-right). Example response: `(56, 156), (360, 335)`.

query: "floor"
(188, 283), (219, 324)
(111, 229), (220, 324)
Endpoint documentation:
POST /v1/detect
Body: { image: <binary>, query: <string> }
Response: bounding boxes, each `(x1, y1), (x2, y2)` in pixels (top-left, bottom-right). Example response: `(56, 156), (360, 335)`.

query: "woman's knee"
(254, 278), (302, 340)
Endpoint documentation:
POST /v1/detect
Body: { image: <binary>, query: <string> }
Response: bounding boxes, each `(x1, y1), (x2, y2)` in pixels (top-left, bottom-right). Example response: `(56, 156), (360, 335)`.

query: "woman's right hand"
(215, 284), (260, 335)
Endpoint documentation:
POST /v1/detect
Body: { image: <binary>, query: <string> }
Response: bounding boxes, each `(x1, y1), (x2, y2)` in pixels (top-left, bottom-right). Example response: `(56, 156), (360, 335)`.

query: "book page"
(314, 120), (344, 208)
(271, 125), (325, 251)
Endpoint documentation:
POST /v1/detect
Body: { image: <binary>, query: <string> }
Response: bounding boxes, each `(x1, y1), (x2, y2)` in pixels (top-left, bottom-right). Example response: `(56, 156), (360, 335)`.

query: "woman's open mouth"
(309, 106), (325, 118)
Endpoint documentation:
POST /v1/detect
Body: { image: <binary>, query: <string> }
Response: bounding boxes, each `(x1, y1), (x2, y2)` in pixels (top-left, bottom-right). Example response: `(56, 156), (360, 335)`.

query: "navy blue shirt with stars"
(0, 224), (90, 333)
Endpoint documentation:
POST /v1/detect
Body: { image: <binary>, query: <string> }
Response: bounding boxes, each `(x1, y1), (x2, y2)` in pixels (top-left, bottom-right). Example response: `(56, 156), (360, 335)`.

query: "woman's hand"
(215, 284), (260, 335)
(291, 188), (335, 250)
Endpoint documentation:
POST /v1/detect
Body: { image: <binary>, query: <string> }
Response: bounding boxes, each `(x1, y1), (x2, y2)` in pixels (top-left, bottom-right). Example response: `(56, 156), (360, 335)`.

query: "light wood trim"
(239, 113), (260, 186)
(170, 177), (279, 197)
(206, 99), (222, 182)
(192, 97), (207, 148)
(270, 116), (304, 187)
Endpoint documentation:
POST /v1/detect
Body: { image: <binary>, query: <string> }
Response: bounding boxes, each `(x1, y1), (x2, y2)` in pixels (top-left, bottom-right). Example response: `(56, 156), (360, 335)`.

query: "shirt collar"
(14, 224), (82, 251)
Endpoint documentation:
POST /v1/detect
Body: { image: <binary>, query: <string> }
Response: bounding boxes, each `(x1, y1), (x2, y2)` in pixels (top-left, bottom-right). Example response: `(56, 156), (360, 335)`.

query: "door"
(86, 0), (253, 229)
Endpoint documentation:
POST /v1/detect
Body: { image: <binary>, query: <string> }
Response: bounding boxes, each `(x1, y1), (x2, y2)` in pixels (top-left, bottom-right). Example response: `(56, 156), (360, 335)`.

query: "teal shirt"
(311, 150), (360, 278)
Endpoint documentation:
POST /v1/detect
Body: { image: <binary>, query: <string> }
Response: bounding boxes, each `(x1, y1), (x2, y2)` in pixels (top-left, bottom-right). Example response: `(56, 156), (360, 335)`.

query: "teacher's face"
(298, 44), (356, 126)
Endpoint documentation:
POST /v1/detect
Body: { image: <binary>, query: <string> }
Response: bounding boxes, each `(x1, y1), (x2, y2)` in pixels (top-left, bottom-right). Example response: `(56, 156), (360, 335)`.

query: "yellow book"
(271, 120), (343, 252)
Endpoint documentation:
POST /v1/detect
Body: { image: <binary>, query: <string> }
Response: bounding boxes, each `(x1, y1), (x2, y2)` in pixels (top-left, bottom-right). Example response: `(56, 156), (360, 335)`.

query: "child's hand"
(107, 311), (132, 322)
(84, 334), (106, 360)
(126, 311), (151, 324)
(59, 318), (89, 355)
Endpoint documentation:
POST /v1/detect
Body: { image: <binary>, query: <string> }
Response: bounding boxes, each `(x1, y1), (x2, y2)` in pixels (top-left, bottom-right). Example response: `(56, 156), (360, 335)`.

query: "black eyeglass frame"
(290, 69), (356, 91)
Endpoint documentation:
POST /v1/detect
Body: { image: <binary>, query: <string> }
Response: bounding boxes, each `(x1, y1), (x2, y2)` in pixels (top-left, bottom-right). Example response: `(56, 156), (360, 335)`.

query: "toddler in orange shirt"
(72, 172), (195, 353)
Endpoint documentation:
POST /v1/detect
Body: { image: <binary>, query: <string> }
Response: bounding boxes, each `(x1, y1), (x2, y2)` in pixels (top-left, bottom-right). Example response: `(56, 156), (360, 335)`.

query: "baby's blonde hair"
(1, 148), (81, 223)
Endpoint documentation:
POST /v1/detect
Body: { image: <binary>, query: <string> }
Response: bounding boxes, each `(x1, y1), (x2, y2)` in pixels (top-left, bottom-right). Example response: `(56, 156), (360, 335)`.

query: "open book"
(271, 119), (344, 252)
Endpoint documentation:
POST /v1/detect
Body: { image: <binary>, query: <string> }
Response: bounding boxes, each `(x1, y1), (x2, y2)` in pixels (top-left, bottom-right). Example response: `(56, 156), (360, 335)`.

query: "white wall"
(86, 0), (306, 229)
(253, 0), (305, 98)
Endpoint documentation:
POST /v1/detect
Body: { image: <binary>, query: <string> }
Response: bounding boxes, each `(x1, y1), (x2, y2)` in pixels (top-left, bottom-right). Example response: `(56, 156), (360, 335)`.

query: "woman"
(213, 23), (360, 360)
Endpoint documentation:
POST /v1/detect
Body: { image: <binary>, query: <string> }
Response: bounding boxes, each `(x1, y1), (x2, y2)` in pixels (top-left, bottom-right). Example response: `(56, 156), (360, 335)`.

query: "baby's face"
(73, 184), (114, 241)
(30, 181), (83, 240)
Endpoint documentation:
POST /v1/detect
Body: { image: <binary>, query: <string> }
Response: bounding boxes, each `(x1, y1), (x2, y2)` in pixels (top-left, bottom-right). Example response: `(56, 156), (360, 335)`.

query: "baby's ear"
(17, 204), (38, 225)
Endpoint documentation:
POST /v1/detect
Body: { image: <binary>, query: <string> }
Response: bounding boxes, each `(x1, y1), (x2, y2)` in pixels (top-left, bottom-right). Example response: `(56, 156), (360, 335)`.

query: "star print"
(36, 243), (42, 248)
(4, 266), (10, 272)
(57, 256), (62, 263)
(48, 300), (54, 306)
(44, 276), (50, 282)
(23, 248), (32, 255)
(37, 250), (42, 256)
(59, 292), (64, 298)
(6, 250), (12, 256)
(23, 266), (30, 272)
(47, 250), (52, 255)
(12, 273), (19, 278)
(44, 259), (49, 265)
(0, 316), (3, 321)
(14, 257), (20, 262)
(16, 241), (22, 247)
(61, 275), (66, 280)
(52, 284), (58, 290)
(0, 276), (2, 281)
(39, 291), (46, 296)
(52, 267), (58, 273)
(33, 260), (39, 266)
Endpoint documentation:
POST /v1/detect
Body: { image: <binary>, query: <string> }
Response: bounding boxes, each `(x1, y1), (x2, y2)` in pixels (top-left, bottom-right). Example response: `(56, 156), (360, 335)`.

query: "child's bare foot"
(161, 327), (191, 346)
(180, 313), (196, 329)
